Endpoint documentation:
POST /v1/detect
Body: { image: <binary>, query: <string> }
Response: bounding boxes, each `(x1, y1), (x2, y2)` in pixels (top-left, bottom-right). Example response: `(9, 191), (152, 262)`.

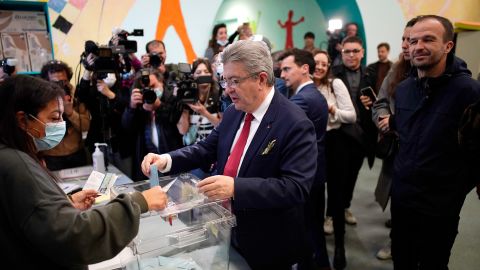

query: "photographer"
(178, 58), (221, 145)
(40, 60), (90, 170)
(327, 22), (359, 67)
(76, 50), (133, 176)
(109, 29), (143, 90)
(122, 68), (183, 181)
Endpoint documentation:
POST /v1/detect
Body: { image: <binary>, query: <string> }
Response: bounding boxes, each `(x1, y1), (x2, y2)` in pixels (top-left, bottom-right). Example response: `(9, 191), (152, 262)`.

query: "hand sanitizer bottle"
(92, 143), (107, 173)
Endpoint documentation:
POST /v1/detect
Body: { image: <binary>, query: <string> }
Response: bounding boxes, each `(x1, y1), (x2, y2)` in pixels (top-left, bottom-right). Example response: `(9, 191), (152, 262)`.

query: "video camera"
(82, 40), (122, 79)
(0, 58), (17, 76)
(114, 28), (143, 54)
(139, 69), (157, 104)
(173, 63), (213, 104)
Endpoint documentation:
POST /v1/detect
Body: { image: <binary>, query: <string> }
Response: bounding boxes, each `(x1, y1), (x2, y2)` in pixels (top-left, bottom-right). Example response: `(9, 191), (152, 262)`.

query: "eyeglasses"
(219, 73), (257, 88)
(342, 49), (362, 55)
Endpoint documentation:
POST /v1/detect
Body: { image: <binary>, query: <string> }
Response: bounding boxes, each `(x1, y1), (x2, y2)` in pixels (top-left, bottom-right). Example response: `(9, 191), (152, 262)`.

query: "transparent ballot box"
(110, 173), (236, 270)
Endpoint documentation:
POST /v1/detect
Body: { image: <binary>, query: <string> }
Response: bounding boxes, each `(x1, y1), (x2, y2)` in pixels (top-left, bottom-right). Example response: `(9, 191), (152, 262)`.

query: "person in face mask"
(122, 68), (184, 181)
(76, 54), (135, 178)
(204, 23), (228, 62)
(0, 75), (169, 269)
(177, 58), (222, 178)
(40, 60), (91, 170)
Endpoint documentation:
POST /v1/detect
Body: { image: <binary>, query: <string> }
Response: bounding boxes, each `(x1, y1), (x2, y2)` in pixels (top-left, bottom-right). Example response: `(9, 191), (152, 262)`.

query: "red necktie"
(223, 113), (254, 177)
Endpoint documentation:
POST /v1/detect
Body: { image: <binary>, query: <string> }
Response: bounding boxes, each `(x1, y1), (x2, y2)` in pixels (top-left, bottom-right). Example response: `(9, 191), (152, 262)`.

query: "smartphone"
(360, 86), (377, 102)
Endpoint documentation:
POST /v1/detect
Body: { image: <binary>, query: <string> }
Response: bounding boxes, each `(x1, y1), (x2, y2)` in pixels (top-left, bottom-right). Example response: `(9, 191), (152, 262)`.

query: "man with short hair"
(329, 35), (376, 269)
(280, 48), (330, 269)
(367, 42), (393, 93)
(142, 40), (318, 269)
(391, 15), (480, 269)
(303, 31), (317, 53)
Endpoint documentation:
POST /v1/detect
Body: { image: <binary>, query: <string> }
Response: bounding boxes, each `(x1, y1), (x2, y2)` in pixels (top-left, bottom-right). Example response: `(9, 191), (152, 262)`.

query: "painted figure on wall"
(155, 0), (197, 63)
(278, 10), (304, 50)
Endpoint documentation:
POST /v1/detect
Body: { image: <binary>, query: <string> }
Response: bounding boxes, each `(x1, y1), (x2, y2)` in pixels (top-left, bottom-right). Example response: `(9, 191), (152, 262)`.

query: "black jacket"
(332, 64), (377, 167)
(122, 88), (183, 181)
(392, 55), (480, 216)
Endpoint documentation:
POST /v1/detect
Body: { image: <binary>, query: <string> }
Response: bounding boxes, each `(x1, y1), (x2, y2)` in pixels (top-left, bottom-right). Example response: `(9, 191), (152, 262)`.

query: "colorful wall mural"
(2, 0), (479, 74)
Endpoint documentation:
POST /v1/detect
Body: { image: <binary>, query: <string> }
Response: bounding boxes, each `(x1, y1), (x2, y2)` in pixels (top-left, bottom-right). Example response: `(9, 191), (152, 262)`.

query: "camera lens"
(149, 53), (163, 68)
(142, 88), (157, 104)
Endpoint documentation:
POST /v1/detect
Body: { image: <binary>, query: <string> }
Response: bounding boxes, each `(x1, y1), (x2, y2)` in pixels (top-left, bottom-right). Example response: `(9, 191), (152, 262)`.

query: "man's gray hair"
(221, 40), (274, 85)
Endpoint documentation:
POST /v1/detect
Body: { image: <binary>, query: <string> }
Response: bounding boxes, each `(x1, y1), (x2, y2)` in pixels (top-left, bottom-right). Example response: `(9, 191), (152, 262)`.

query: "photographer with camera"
(39, 60), (91, 170)
(109, 28), (144, 90)
(122, 68), (183, 181)
(327, 22), (359, 67)
(178, 58), (221, 141)
(76, 43), (133, 176)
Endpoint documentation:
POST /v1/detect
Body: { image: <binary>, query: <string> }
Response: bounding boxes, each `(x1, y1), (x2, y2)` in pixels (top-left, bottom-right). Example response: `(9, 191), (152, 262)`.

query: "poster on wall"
(0, 9), (52, 73)
(27, 32), (53, 71)
(1, 32), (31, 72)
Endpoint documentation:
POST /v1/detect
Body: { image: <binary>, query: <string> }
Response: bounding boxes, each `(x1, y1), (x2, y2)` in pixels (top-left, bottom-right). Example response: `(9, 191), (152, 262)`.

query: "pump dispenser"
(92, 143), (108, 173)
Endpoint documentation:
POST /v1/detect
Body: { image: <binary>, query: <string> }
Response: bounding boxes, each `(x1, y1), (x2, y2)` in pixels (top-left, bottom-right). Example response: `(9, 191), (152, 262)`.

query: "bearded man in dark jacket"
(391, 15), (480, 270)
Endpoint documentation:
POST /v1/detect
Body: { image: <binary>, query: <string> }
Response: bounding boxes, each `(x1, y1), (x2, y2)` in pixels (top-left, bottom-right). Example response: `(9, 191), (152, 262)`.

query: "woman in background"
(204, 23), (228, 62)
(177, 58), (221, 178)
(312, 49), (356, 269)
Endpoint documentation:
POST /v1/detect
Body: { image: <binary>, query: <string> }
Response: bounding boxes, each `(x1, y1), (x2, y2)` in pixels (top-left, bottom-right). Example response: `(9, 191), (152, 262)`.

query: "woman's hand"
(70, 189), (99, 210)
(187, 102), (207, 115)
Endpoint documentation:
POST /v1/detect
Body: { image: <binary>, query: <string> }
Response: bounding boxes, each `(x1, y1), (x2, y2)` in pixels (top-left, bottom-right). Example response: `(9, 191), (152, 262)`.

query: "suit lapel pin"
(261, 139), (276, 155)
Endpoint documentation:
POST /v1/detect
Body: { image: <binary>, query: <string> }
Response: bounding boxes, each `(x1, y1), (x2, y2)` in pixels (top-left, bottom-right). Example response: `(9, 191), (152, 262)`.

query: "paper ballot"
(83, 171), (118, 196)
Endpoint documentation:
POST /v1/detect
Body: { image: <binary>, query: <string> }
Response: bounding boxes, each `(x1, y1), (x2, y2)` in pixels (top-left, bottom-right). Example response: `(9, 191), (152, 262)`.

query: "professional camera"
(148, 53), (163, 69)
(82, 40), (124, 79)
(114, 28), (143, 53)
(0, 58), (17, 77)
(139, 69), (157, 104)
(173, 63), (213, 104)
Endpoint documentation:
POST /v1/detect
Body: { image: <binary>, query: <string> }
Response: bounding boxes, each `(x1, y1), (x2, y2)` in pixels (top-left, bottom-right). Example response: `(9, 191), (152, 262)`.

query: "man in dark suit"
(142, 40), (317, 269)
(279, 48), (330, 269)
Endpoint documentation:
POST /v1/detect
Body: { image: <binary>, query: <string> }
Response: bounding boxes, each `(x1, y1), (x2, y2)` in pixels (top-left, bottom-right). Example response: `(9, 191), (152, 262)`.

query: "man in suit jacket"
(279, 48), (330, 269)
(142, 40), (318, 269)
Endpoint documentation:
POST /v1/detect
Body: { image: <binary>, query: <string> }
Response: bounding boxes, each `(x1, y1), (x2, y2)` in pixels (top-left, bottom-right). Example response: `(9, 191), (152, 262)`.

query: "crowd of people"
(1, 14), (480, 270)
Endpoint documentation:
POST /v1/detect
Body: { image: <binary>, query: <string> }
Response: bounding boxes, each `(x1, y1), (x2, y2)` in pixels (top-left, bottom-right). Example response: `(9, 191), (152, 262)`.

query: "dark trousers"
(299, 183), (330, 269)
(326, 131), (365, 217)
(342, 136), (365, 209)
(391, 203), (459, 270)
(326, 129), (365, 246)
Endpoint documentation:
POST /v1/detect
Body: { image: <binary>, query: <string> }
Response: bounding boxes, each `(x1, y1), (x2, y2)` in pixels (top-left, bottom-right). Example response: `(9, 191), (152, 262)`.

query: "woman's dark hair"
(0, 75), (64, 160)
(192, 58), (214, 75)
(388, 54), (411, 98)
(312, 49), (333, 90)
(207, 23), (227, 56)
(191, 58), (219, 106)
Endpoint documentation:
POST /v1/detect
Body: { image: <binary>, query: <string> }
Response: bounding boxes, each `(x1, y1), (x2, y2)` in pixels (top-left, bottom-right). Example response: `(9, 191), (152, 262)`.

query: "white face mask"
(217, 39), (228, 47)
(103, 73), (117, 88)
(154, 88), (163, 99)
(28, 115), (66, 151)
